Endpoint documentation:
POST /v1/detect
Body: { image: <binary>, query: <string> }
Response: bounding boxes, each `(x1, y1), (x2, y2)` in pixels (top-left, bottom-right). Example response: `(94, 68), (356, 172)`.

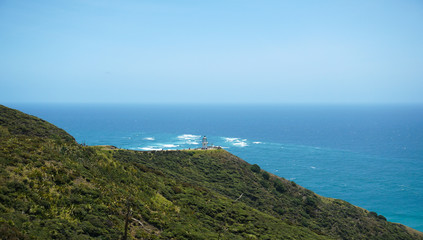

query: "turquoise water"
(9, 103), (423, 231)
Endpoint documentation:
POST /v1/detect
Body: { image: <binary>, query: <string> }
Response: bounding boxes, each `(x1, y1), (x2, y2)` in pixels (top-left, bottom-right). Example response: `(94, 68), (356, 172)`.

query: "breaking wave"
(138, 147), (162, 151)
(177, 134), (201, 140)
(161, 144), (179, 148)
(222, 137), (248, 147)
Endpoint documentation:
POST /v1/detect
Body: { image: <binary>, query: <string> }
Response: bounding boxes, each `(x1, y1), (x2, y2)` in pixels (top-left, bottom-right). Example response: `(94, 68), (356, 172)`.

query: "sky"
(1, 0), (423, 104)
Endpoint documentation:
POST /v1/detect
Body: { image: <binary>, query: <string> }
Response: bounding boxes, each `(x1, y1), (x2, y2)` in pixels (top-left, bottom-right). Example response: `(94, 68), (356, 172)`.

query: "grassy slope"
(113, 149), (423, 240)
(0, 105), (74, 143)
(0, 105), (422, 240)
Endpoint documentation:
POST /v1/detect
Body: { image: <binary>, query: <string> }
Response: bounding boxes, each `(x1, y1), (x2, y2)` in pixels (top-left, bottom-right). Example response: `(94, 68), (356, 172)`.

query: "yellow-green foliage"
(1, 105), (422, 240)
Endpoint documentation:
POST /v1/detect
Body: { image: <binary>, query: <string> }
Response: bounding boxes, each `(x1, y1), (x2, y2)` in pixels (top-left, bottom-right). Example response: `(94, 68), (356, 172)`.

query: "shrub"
(305, 197), (317, 207)
(80, 221), (102, 237)
(6, 181), (27, 193)
(262, 171), (270, 180)
(369, 211), (387, 221)
(274, 180), (286, 193)
(250, 164), (261, 173)
(0, 221), (28, 240)
(273, 206), (285, 215)
(260, 180), (270, 188)
(369, 211), (378, 218)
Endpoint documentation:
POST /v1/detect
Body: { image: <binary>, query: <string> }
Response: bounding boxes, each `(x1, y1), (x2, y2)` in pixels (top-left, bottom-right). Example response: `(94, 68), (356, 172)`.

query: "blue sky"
(1, 0), (423, 104)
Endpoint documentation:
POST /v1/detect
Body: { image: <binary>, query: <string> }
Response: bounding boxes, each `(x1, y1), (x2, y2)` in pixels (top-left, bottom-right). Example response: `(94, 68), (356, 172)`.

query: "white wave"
(233, 141), (248, 147)
(223, 137), (248, 147)
(253, 141), (262, 144)
(186, 140), (199, 145)
(162, 144), (179, 148)
(138, 147), (162, 151)
(223, 137), (239, 142)
(310, 166), (316, 169)
(177, 134), (201, 140)
(143, 137), (155, 141)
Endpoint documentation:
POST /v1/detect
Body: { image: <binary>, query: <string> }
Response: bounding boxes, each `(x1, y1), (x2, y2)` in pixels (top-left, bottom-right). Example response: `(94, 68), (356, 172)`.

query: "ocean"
(8, 103), (423, 231)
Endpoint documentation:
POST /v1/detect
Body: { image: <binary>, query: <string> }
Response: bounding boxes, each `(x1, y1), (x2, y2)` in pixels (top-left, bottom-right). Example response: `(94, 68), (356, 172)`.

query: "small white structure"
(202, 136), (208, 149)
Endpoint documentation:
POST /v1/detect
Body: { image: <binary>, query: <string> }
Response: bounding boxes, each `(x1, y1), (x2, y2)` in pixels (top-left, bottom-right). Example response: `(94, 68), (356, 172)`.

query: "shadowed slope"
(0, 105), (74, 142)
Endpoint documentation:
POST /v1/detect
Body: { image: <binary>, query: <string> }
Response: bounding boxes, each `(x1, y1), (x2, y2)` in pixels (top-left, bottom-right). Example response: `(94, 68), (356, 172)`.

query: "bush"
(0, 221), (28, 240)
(250, 164), (261, 173)
(273, 206), (285, 215)
(369, 211), (387, 221)
(6, 181), (27, 193)
(262, 171), (270, 180)
(80, 221), (102, 237)
(305, 197), (317, 207)
(369, 211), (378, 218)
(260, 180), (270, 188)
(274, 180), (285, 193)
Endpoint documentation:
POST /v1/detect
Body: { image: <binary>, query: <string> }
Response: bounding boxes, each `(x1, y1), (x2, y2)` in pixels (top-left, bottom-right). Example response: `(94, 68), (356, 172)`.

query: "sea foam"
(162, 144), (179, 148)
(138, 147), (162, 151)
(177, 134), (201, 140)
(177, 134), (201, 145)
(223, 137), (239, 142)
(233, 141), (248, 147)
(223, 137), (248, 147)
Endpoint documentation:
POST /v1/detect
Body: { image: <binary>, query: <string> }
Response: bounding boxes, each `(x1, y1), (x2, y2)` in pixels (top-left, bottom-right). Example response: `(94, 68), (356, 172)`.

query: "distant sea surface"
(9, 103), (423, 231)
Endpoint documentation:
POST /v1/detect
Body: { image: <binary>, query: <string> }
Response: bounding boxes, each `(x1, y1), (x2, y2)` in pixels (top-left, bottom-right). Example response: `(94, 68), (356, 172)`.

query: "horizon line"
(3, 102), (423, 107)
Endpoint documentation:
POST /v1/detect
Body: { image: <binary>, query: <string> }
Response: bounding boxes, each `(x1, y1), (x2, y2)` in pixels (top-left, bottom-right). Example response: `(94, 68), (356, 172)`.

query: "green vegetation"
(1, 104), (422, 239)
(250, 164), (261, 173)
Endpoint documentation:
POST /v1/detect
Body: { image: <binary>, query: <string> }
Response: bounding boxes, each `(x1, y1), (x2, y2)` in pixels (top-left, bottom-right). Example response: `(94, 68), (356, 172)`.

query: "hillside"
(1, 104), (422, 240)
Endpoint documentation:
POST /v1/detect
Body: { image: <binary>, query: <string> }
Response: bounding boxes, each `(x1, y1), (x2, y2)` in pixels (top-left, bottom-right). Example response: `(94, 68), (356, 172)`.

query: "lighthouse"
(202, 136), (208, 150)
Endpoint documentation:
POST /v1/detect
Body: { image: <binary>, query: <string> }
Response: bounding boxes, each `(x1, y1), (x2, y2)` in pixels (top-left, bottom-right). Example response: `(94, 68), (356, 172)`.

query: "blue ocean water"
(8, 103), (423, 231)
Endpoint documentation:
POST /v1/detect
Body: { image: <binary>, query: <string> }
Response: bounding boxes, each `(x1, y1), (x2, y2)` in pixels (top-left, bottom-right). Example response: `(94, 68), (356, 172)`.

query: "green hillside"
(1, 104), (422, 240)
